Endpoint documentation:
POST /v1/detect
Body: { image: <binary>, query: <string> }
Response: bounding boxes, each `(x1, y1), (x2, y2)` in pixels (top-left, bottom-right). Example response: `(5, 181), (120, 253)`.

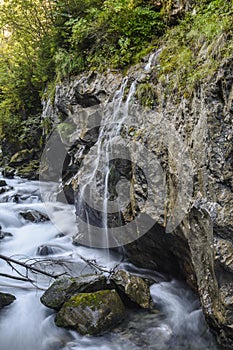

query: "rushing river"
(0, 176), (222, 350)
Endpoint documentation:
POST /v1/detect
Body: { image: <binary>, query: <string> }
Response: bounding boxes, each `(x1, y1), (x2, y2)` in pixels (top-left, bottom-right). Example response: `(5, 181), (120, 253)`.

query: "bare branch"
(0, 272), (35, 283)
(0, 254), (59, 279)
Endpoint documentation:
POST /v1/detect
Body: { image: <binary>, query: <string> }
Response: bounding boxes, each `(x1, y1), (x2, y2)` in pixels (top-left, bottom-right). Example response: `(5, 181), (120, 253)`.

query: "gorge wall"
(40, 45), (233, 348)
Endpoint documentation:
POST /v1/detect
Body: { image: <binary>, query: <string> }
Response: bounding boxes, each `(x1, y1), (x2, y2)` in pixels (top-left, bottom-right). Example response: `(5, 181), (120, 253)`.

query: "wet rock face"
(0, 292), (16, 308)
(19, 210), (49, 223)
(42, 52), (233, 345)
(55, 290), (125, 335)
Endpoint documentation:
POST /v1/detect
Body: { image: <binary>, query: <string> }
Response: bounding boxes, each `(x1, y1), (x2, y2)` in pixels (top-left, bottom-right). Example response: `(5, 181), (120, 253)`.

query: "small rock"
(55, 290), (125, 335)
(36, 245), (55, 256)
(0, 186), (14, 195)
(40, 274), (109, 310)
(111, 270), (153, 309)
(0, 231), (13, 240)
(0, 292), (16, 308)
(2, 166), (15, 179)
(19, 209), (49, 223)
(0, 180), (7, 187)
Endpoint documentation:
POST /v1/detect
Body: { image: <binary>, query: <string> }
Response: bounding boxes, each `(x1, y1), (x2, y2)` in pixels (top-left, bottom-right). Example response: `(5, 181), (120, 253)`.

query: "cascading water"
(0, 176), (221, 350)
(75, 77), (137, 248)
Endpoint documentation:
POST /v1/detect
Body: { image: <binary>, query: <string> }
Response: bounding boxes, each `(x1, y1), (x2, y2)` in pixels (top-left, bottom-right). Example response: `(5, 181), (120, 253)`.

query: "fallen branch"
(0, 254), (60, 279)
(0, 272), (35, 283)
(77, 253), (122, 278)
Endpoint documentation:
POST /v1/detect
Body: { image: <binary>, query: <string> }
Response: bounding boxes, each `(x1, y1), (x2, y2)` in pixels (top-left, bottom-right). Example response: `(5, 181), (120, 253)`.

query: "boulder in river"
(40, 274), (109, 310)
(55, 290), (125, 335)
(19, 209), (49, 223)
(41, 270), (153, 311)
(0, 180), (7, 187)
(0, 185), (14, 195)
(0, 292), (16, 308)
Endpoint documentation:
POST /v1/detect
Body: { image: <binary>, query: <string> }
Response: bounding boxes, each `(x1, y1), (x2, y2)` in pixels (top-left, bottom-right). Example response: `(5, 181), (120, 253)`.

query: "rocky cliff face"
(41, 48), (233, 347)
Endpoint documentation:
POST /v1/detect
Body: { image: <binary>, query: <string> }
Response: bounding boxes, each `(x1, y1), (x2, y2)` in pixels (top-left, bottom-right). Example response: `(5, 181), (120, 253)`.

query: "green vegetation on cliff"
(0, 0), (232, 171)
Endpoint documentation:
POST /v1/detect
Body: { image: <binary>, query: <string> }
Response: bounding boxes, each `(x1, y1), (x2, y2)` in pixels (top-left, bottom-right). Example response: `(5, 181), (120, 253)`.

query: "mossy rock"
(111, 270), (153, 309)
(0, 292), (16, 308)
(40, 274), (109, 310)
(16, 160), (40, 180)
(9, 149), (33, 166)
(55, 290), (125, 335)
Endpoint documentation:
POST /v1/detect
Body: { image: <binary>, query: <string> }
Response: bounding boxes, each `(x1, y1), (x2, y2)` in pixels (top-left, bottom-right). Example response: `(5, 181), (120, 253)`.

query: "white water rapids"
(0, 176), (222, 350)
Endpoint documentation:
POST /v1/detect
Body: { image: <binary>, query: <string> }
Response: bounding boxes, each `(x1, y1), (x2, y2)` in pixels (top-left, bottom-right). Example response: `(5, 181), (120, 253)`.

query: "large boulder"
(55, 290), (125, 335)
(41, 270), (153, 311)
(111, 270), (153, 309)
(40, 274), (108, 310)
(0, 292), (16, 308)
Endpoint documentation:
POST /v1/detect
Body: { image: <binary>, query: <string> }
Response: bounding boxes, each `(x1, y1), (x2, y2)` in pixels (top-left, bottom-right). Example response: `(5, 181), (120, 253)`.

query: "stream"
(0, 175), (222, 350)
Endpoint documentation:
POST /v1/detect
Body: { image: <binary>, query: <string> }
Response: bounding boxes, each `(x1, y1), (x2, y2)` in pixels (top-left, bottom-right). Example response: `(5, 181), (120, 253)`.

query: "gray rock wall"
(41, 52), (233, 346)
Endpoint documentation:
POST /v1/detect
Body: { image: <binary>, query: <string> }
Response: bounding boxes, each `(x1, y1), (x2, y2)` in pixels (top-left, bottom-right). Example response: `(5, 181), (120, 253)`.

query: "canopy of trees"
(0, 0), (232, 154)
(0, 0), (167, 150)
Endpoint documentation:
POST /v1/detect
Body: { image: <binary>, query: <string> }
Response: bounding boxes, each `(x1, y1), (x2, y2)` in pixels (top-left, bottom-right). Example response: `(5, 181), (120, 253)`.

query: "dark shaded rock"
(74, 91), (100, 108)
(36, 245), (55, 256)
(19, 209), (49, 223)
(111, 270), (153, 309)
(40, 274), (109, 310)
(1, 166), (15, 179)
(56, 185), (74, 204)
(0, 186), (14, 195)
(55, 232), (65, 238)
(0, 292), (16, 308)
(0, 180), (7, 187)
(55, 290), (125, 335)
(9, 149), (33, 166)
(0, 231), (13, 240)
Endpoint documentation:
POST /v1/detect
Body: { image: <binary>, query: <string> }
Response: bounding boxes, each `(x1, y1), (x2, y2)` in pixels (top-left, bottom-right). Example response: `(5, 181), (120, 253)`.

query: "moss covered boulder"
(111, 270), (153, 309)
(40, 274), (109, 310)
(0, 292), (16, 308)
(55, 290), (125, 335)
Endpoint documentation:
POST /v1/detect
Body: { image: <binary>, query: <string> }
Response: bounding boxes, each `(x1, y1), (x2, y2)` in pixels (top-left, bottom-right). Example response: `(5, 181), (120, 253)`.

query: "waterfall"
(75, 78), (137, 249)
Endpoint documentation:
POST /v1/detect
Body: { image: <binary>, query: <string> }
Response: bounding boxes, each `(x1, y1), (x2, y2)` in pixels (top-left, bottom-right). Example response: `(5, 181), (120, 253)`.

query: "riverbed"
(0, 176), (222, 350)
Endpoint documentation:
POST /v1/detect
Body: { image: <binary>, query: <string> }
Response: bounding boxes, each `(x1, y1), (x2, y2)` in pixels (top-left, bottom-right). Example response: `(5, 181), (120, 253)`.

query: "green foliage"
(1, 0), (233, 162)
(0, 0), (55, 151)
(136, 83), (157, 109)
(67, 0), (165, 70)
(158, 0), (233, 94)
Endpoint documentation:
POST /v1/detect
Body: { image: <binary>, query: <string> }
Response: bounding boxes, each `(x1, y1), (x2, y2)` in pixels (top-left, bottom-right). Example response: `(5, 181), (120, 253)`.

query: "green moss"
(136, 83), (157, 108)
(66, 290), (111, 311)
(158, 0), (233, 94)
